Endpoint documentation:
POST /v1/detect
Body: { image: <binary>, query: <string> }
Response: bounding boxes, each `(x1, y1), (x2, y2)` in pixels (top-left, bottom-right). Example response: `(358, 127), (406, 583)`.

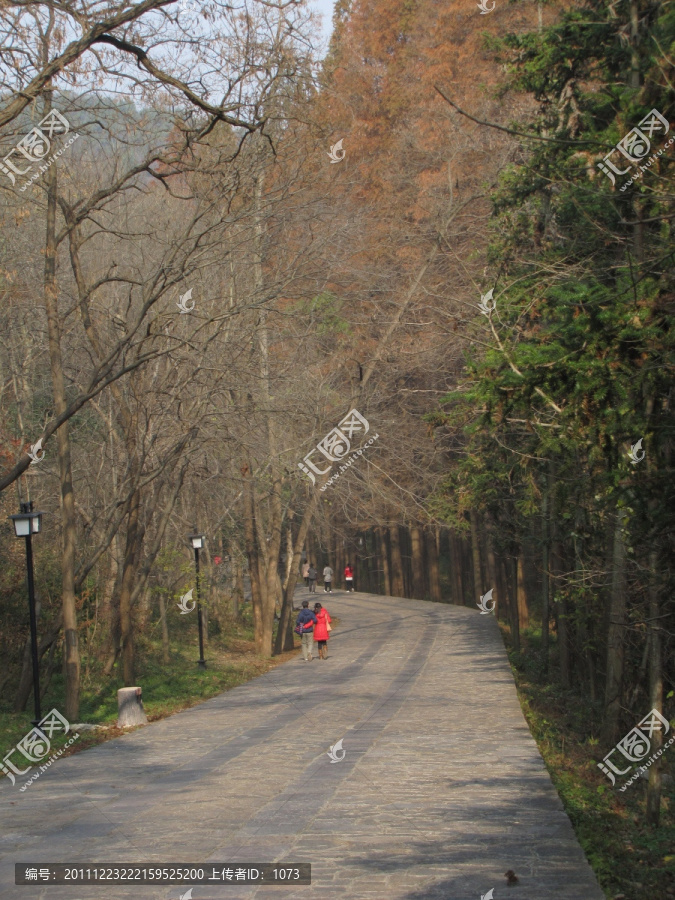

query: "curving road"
(0, 591), (605, 900)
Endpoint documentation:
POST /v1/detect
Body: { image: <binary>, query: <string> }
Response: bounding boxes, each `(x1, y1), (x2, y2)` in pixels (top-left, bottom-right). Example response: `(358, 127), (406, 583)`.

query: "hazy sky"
(309, 0), (336, 42)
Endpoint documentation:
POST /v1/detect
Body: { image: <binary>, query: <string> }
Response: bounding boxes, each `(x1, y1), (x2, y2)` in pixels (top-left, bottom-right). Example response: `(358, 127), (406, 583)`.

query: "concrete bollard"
(117, 686), (148, 728)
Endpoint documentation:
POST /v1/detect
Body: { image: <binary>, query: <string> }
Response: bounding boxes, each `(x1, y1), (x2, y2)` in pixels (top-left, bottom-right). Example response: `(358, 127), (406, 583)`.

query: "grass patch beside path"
(505, 629), (675, 900)
(1, 616), (300, 773)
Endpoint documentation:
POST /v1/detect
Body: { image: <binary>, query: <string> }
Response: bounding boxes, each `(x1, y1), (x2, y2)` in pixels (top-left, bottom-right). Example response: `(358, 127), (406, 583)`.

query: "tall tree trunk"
(508, 556), (520, 652)
(401, 527), (412, 597)
(485, 531), (498, 616)
(275, 572), (284, 614)
(261, 459), (283, 655)
(100, 545), (118, 633)
(449, 531), (464, 605)
(275, 580), (295, 654)
(464, 537), (475, 604)
(643, 408), (662, 824)
(425, 527), (442, 602)
(306, 532), (314, 572)
(283, 524), (294, 592)
(355, 538), (364, 592)
(377, 527), (391, 595)
(577, 611), (596, 701)
(550, 507), (570, 687)
(367, 533), (378, 593)
(42, 89), (80, 720)
(202, 597), (210, 647)
(410, 527), (425, 599)
(516, 552), (530, 631)
(389, 526), (405, 597)
(242, 463), (264, 651)
(328, 530), (336, 576)
(310, 531), (320, 570)
(570, 508), (593, 697)
(629, 0), (640, 90)
(495, 552), (508, 623)
(233, 557), (243, 618)
(646, 558), (663, 825)
(159, 593), (170, 664)
(541, 468), (551, 672)
(249, 157), (282, 657)
(103, 581), (121, 676)
(335, 534), (344, 592)
(469, 509), (484, 602)
(523, 529), (539, 615)
(557, 591), (571, 689)
(275, 488), (322, 654)
(604, 512), (628, 742)
(119, 488), (144, 686)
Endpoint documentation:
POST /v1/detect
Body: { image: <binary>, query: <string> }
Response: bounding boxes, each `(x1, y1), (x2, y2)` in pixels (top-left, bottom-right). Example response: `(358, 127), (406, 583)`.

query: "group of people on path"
(295, 560), (356, 662)
(301, 562), (355, 593)
(295, 600), (331, 661)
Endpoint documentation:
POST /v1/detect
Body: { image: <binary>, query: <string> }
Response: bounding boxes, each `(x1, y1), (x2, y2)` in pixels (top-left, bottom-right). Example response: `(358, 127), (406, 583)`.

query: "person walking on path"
(313, 602), (332, 659)
(344, 563), (354, 592)
(302, 561), (310, 587)
(323, 564), (333, 593)
(307, 564), (317, 593)
(295, 600), (317, 661)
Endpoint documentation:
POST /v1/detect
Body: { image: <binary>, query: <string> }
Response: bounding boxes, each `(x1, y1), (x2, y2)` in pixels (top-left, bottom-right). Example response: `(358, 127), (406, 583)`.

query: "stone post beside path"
(117, 686), (148, 728)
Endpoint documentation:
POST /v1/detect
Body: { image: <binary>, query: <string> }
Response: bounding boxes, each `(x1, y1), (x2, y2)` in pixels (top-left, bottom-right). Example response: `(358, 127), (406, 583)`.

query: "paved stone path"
(0, 592), (605, 900)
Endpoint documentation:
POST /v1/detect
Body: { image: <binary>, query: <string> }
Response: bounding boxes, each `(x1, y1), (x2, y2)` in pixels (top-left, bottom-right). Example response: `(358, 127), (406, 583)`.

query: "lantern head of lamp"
(10, 501), (44, 537)
(188, 532), (205, 550)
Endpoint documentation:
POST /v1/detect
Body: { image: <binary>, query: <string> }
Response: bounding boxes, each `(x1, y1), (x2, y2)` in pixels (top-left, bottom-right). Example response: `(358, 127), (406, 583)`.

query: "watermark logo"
(327, 739), (346, 763)
(180, 890), (194, 900)
(478, 288), (496, 316)
(0, 110), (80, 192)
(477, 588), (495, 615)
(327, 139), (345, 163)
(628, 438), (645, 465)
(597, 708), (673, 789)
(481, 891), (495, 900)
(1, 709), (79, 790)
(28, 439), (45, 464)
(596, 109), (670, 189)
(299, 408), (370, 486)
(0, 110), (69, 183)
(177, 288), (195, 314)
(477, 0), (495, 12)
(319, 431), (380, 492)
(178, 588), (195, 614)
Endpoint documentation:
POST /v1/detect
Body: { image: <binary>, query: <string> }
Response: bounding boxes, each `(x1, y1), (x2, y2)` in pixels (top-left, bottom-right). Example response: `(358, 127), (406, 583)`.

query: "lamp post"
(188, 529), (206, 669)
(9, 501), (44, 725)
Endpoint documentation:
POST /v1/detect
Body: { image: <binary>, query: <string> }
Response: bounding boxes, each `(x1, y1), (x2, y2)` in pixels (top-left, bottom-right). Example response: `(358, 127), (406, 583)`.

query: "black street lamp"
(9, 501), (45, 725)
(188, 529), (206, 669)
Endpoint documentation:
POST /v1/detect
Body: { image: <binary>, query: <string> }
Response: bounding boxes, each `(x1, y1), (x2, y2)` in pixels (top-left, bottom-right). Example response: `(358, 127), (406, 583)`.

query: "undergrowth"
(505, 626), (675, 900)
